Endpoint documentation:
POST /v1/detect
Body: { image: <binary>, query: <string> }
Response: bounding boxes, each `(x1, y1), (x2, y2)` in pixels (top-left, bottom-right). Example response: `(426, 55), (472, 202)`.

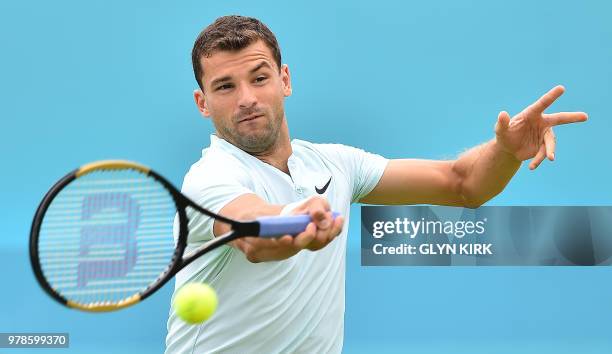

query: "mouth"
(238, 113), (264, 123)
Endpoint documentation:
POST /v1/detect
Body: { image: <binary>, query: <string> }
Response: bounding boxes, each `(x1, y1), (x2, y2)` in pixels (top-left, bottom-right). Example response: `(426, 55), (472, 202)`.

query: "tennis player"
(165, 15), (587, 353)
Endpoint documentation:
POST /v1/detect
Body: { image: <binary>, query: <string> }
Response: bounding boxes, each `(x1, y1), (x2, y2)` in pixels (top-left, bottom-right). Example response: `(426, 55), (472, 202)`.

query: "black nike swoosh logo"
(315, 176), (332, 194)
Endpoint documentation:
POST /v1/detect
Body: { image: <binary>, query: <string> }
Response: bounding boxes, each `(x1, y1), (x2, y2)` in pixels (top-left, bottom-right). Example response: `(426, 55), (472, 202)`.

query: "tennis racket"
(30, 160), (339, 312)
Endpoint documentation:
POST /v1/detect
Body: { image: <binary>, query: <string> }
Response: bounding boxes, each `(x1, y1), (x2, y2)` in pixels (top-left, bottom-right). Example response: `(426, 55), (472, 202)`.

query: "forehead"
(201, 40), (276, 84)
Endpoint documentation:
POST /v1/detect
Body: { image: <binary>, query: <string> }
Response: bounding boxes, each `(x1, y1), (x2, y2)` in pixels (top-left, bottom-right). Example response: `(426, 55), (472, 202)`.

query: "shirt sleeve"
(313, 143), (388, 204)
(344, 145), (389, 203)
(177, 158), (254, 244)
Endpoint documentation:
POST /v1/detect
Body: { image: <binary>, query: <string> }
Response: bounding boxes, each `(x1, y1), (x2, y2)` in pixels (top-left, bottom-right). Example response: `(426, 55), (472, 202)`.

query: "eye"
(216, 83), (233, 91)
(255, 76), (267, 83)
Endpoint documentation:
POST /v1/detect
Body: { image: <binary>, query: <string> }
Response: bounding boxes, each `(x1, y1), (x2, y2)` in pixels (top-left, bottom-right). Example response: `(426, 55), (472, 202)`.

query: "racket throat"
(232, 221), (260, 237)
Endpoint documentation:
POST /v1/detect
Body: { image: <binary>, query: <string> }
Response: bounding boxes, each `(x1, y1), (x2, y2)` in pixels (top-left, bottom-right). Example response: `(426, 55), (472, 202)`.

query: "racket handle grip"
(257, 211), (341, 237)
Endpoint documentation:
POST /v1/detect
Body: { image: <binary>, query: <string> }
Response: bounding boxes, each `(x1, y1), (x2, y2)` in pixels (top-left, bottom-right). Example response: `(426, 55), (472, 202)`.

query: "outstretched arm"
(360, 85), (588, 208)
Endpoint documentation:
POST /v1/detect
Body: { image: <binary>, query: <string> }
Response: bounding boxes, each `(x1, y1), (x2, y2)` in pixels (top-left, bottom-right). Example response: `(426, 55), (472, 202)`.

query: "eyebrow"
(249, 61), (272, 74)
(209, 61), (274, 88)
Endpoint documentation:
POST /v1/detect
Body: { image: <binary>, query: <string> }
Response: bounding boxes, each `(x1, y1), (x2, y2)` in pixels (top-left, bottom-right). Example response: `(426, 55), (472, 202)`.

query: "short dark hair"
(191, 15), (282, 90)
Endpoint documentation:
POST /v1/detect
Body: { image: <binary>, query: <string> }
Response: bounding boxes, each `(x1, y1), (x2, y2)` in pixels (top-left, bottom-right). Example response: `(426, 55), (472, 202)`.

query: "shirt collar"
(208, 134), (241, 154)
(206, 134), (299, 168)
(206, 134), (278, 161)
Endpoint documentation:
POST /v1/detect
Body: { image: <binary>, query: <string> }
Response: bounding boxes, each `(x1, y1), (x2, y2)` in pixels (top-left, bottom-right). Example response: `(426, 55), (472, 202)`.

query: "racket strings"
(38, 168), (177, 306)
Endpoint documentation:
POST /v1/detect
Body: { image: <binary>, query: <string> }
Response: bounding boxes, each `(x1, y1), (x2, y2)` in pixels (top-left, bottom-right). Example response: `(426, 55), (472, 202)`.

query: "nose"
(237, 83), (257, 109)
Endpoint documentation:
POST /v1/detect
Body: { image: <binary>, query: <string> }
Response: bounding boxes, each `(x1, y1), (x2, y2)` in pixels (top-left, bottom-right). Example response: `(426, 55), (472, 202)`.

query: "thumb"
(311, 209), (331, 229)
(496, 111), (511, 134)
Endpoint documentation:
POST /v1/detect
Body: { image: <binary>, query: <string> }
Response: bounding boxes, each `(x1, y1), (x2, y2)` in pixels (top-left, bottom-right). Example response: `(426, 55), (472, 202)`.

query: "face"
(194, 40), (292, 153)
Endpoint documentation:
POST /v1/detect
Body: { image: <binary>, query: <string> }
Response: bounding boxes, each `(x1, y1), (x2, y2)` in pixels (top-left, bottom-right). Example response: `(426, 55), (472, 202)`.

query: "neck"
(250, 119), (292, 174)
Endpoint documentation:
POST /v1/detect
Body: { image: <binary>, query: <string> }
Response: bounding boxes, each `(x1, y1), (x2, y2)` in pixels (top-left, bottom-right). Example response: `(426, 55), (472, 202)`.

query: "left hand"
(494, 85), (588, 170)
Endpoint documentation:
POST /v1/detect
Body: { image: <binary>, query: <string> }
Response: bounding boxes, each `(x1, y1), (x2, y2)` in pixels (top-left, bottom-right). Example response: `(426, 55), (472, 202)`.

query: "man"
(165, 15), (587, 353)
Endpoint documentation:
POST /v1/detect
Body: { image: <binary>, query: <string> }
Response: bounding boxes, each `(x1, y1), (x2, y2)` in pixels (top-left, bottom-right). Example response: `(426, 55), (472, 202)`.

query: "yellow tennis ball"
(174, 283), (218, 324)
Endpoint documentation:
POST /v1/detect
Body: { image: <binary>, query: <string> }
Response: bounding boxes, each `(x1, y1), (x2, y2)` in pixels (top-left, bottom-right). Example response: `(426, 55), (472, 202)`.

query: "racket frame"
(30, 161), (260, 312)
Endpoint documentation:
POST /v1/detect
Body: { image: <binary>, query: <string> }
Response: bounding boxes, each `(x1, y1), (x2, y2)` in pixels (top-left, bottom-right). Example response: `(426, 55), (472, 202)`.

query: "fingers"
(495, 111), (511, 134)
(297, 196), (332, 232)
(329, 216), (344, 240)
(232, 237), (259, 262)
(293, 222), (317, 249)
(277, 234), (295, 247)
(311, 208), (332, 229)
(297, 204), (342, 251)
(530, 85), (565, 114)
(311, 211), (334, 243)
(235, 236), (291, 262)
(543, 112), (588, 126)
(529, 128), (556, 170)
(305, 215), (345, 251)
(529, 144), (547, 170)
(544, 129), (556, 161)
(292, 196), (332, 230)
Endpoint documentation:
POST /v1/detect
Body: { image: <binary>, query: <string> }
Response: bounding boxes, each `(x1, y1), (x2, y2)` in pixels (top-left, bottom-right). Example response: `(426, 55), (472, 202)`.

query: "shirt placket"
(287, 157), (305, 197)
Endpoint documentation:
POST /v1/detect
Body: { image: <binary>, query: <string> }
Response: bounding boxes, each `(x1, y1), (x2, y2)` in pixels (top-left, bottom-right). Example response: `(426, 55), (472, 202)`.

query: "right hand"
(231, 196), (344, 262)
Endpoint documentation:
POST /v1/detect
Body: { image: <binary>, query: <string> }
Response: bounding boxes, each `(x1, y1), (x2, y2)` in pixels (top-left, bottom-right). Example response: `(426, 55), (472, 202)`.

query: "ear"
(280, 64), (292, 97)
(194, 89), (211, 117)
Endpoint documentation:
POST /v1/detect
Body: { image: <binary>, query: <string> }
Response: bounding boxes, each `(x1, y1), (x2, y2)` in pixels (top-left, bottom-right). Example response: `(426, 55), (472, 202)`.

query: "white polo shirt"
(165, 135), (388, 354)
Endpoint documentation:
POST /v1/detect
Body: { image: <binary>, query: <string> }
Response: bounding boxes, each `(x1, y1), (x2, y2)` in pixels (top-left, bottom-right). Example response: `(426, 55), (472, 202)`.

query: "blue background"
(1, 0), (610, 353)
